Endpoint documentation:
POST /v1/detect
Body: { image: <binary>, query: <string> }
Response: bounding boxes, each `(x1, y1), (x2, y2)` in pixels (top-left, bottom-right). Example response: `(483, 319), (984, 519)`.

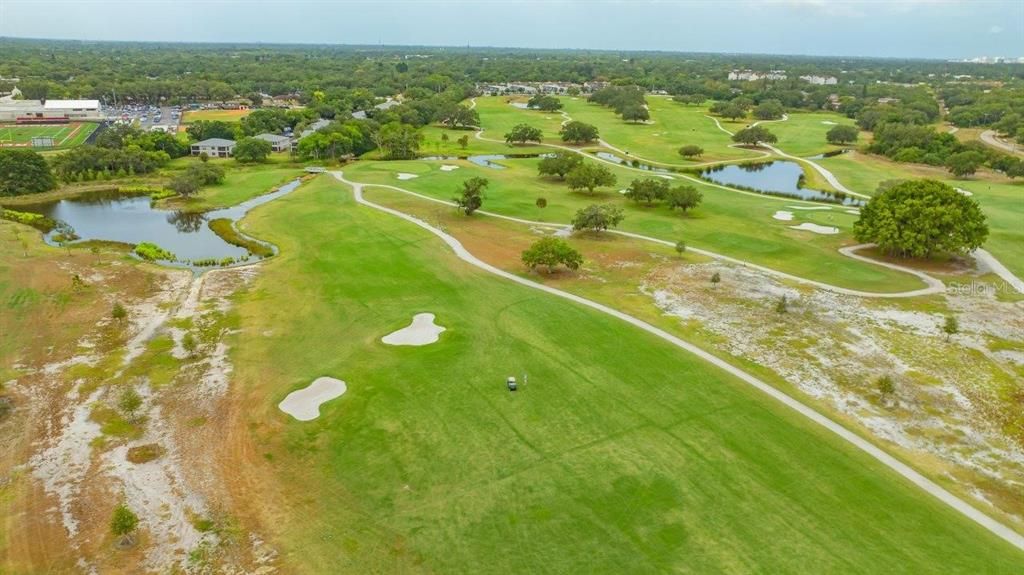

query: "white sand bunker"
(440, 165), (460, 172)
(657, 174), (675, 180)
(278, 377), (347, 421)
(790, 223), (839, 235)
(618, 189), (629, 194)
(773, 210), (794, 221)
(845, 209), (861, 215)
(396, 173), (419, 180)
(787, 205), (832, 211)
(382, 313), (446, 346)
(956, 188), (973, 196)
(822, 121), (837, 125)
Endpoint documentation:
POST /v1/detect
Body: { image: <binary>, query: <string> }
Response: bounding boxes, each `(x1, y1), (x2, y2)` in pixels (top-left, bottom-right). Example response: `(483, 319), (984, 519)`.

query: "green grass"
(767, 112), (862, 157)
(180, 109), (251, 124)
(161, 162), (303, 212)
(819, 151), (1024, 278)
(230, 174), (1024, 573)
(343, 157), (926, 293)
(554, 96), (761, 164)
(0, 122), (97, 149)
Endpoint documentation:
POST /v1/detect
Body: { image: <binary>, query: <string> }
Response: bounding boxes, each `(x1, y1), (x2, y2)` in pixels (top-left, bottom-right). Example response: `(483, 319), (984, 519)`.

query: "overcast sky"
(0, 0), (1020, 59)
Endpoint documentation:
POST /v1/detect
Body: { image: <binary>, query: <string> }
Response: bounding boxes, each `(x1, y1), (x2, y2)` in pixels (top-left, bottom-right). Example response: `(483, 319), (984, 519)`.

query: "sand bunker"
(440, 165), (460, 172)
(382, 313), (446, 346)
(790, 222), (839, 235)
(773, 210), (794, 221)
(278, 377), (347, 421)
(657, 174), (674, 180)
(822, 121), (837, 125)
(845, 209), (861, 215)
(396, 173), (419, 180)
(787, 205), (832, 211)
(618, 189), (629, 194)
(956, 188), (973, 196)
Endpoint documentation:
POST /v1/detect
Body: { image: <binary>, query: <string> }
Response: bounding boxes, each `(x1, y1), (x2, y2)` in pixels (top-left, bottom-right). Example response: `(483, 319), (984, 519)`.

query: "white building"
(254, 133), (292, 152)
(799, 75), (838, 85)
(728, 70), (787, 81)
(191, 138), (235, 158)
(44, 99), (102, 119)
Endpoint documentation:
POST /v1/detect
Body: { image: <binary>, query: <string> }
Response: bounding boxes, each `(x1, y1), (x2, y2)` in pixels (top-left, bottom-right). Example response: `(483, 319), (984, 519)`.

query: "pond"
(19, 178), (302, 269)
(699, 161), (862, 205)
(590, 151), (671, 173)
(420, 153), (554, 169)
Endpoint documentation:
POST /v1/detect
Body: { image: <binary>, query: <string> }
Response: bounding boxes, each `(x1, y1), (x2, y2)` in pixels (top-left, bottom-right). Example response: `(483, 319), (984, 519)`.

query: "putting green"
(229, 175), (1023, 573)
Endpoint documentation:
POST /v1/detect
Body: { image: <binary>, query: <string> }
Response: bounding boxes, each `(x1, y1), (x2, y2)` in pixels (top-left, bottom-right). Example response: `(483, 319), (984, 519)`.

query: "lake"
(18, 178), (302, 268)
(699, 161), (861, 205)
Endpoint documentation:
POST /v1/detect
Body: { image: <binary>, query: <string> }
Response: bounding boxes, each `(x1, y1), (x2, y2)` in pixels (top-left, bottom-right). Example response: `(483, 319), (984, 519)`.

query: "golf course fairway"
(227, 175), (1024, 573)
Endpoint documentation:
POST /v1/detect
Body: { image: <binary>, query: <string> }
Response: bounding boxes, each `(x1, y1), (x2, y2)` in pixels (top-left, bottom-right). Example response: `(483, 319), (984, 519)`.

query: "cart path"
(331, 170), (1024, 554)
(338, 175), (944, 298)
(471, 98), (1024, 294)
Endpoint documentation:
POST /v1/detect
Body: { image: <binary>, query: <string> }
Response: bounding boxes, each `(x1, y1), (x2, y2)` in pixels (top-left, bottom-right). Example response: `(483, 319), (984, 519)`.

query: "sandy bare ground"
(334, 170), (1024, 552)
(17, 262), (275, 573)
(278, 377), (347, 421)
(381, 313), (446, 346)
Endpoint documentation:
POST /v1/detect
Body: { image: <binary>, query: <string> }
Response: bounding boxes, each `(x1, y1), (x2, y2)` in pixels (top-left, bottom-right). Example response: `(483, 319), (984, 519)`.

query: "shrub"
(134, 242), (176, 262)
(208, 218), (273, 258)
(521, 237), (583, 273)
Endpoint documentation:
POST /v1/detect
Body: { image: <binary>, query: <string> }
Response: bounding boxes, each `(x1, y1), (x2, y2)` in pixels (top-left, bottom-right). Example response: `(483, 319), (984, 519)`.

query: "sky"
(0, 0), (1021, 59)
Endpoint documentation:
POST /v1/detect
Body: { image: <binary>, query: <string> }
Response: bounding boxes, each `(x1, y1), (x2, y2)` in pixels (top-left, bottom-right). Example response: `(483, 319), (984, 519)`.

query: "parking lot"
(106, 104), (181, 132)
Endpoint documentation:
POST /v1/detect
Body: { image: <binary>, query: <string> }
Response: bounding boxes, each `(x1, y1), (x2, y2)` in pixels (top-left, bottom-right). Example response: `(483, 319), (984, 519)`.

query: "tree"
(453, 177), (488, 215)
(945, 151), (985, 178)
(535, 197), (547, 208)
(527, 94), (562, 112)
(826, 125), (859, 145)
(571, 204), (624, 232)
(678, 145), (704, 159)
(439, 104), (479, 129)
(560, 121), (599, 144)
(110, 503), (139, 546)
(521, 237), (583, 273)
(0, 149), (56, 196)
(186, 120), (237, 142)
(621, 104), (650, 123)
(457, 135), (469, 149)
(375, 122), (423, 160)
(710, 272), (721, 287)
(731, 126), (778, 146)
(537, 152), (583, 179)
(118, 388), (143, 422)
(111, 302), (128, 322)
(504, 123), (543, 145)
(565, 163), (616, 195)
(854, 179), (988, 258)
(942, 315), (959, 341)
(233, 137), (273, 163)
(675, 240), (686, 256)
(775, 295), (789, 314)
(664, 185), (703, 213)
(169, 173), (201, 197)
(753, 99), (785, 121)
(624, 177), (668, 205)
(876, 375), (896, 398)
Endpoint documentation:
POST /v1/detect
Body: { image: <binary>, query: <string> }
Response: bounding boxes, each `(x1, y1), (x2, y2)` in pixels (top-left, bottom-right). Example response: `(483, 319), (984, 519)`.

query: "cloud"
(989, 25), (1004, 34)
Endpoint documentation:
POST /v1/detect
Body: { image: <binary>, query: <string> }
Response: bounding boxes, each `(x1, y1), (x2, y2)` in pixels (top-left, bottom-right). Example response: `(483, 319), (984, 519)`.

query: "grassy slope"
(554, 96), (759, 164)
(820, 151), (1024, 277)
(767, 112), (860, 157)
(343, 158), (925, 292)
(160, 159), (303, 212)
(230, 175), (1023, 573)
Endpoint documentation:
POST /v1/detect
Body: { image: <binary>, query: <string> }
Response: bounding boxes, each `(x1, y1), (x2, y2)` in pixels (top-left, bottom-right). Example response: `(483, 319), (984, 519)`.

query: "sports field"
(0, 122), (98, 149)
(223, 174), (1024, 573)
(180, 108), (252, 124)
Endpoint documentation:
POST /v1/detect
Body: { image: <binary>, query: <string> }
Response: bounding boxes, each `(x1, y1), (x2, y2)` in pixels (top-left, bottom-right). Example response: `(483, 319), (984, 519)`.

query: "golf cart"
(506, 376), (517, 392)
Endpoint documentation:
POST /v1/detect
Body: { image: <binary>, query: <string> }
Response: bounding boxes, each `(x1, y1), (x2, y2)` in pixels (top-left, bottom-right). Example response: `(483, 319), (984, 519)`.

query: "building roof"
(43, 99), (100, 109)
(255, 133), (290, 143)
(192, 138), (236, 147)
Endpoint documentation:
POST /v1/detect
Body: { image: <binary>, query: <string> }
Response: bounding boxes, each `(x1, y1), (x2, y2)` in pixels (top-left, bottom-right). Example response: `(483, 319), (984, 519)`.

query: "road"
(332, 170), (1024, 553)
(981, 130), (1020, 155)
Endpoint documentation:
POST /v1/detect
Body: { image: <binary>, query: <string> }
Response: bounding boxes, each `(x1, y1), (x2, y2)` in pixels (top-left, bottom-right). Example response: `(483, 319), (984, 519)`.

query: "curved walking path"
(331, 170), (1024, 553)
(980, 129), (1021, 155)
(473, 97), (1024, 294)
